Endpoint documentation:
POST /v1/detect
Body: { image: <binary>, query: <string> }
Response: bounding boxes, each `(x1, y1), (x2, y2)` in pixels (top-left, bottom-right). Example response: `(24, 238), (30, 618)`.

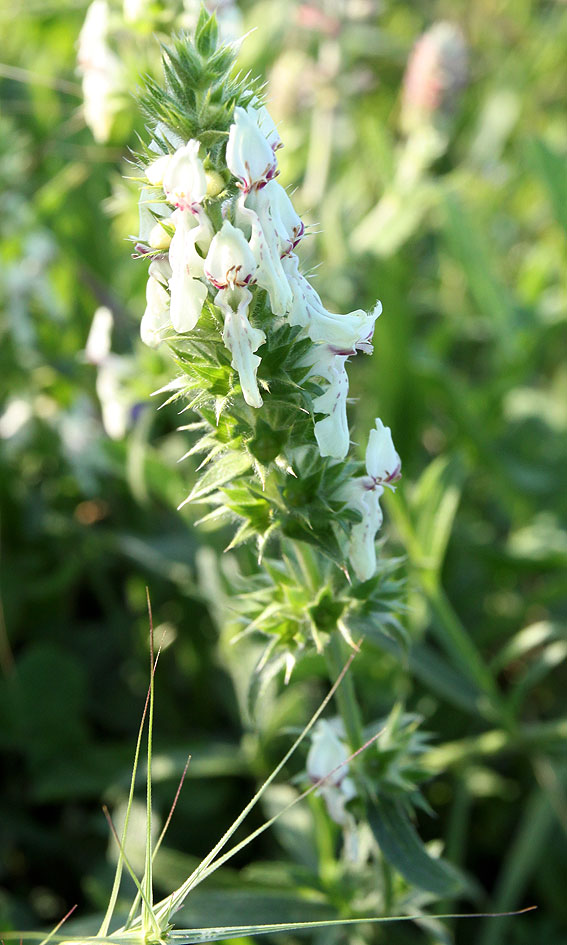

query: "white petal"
(216, 286), (265, 408)
(140, 273), (170, 348)
(169, 274), (207, 333)
(311, 351), (351, 460)
(226, 105), (278, 192)
(348, 487), (384, 582)
(307, 719), (350, 786)
(168, 210), (212, 332)
(247, 181), (304, 257)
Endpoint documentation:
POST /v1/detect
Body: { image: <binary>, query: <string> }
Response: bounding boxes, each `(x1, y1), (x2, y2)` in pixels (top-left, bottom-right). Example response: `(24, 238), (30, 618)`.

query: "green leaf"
(526, 137), (567, 232)
(195, 8), (219, 57)
(442, 192), (518, 342)
(184, 451), (253, 503)
(367, 796), (463, 897)
(412, 454), (465, 575)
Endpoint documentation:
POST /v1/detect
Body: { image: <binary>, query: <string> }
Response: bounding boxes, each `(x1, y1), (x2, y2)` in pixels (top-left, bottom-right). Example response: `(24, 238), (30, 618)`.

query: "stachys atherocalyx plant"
(133, 9), (402, 682)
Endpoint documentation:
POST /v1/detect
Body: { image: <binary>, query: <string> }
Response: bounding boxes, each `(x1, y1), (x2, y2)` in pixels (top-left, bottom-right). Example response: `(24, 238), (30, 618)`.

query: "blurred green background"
(0, 1), (566, 943)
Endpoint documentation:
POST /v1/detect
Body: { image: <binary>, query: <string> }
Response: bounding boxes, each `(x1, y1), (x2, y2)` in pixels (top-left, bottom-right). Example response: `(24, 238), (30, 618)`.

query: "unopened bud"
(145, 154), (171, 187)
(148, 221), (172, 250)
(205, 170), (226, 197)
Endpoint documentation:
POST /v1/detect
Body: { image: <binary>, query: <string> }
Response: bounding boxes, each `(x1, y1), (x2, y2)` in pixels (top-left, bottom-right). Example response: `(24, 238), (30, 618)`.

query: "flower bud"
(145, 154), (171, 188)
(163, 140), (207, 211)
(205, 169), (226, 197)
(148, 221), (172, 251)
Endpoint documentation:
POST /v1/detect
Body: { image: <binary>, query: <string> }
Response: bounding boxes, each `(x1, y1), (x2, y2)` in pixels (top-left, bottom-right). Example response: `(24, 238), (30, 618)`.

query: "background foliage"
(0, 1), (566, 943)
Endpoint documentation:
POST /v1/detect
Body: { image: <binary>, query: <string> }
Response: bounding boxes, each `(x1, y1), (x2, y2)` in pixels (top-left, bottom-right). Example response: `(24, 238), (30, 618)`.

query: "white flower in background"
(340, 419), (401, 581)
(123, 0), (150, 23)
(307, 719), (357, 828)
(163, 140), (207, 212)
(85, 304), (113, 365)
(168, 209), (212, 333)
(140, 259), (172, 348)
(0, 399), (32, 440)
(84, 307), (133, 440)
(204, 222), (265, 408)
(227, 105), (279, 192)
(77, 0), (123, 143)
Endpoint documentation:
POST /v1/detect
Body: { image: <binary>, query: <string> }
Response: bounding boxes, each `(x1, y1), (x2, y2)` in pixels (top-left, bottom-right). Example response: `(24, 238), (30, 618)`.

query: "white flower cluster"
(139, 103), (400, 580)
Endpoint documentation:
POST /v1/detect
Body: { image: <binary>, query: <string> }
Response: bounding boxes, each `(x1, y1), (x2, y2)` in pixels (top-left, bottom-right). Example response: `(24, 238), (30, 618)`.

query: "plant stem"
(325, 632), (363, 752)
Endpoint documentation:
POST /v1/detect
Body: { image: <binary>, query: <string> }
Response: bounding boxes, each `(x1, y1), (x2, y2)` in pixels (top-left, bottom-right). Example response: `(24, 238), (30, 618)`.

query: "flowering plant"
(131, 12), (408, 700)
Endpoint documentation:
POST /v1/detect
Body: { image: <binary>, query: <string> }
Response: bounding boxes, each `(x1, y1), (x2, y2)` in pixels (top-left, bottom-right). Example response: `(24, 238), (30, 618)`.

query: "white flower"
(140, 258), (172, 348)
(236, 194), (293, 315)
(366, 418), (402, 488)
(163, 140), (207, 212)
(77, 0), (122, 143)
(284, 254), (379, 349)
(280, 255), (380, 459)
(339, 418), (401, 582)
(204, 222), (265, 408)
(226, 105), (278, 192)
(311, 349), (351, 460)
(307, 719), (357, 828)
(246, 180), (304, 258)
(204, 220), (257, 289)
(218, 287), (266, 408)
(168, 209), (211, 333)
(344, 483), (385, 583)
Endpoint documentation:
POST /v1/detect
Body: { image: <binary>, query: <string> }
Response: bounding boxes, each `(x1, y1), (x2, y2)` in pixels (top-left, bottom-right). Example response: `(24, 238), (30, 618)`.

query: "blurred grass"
(1, 0), (566, 943)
